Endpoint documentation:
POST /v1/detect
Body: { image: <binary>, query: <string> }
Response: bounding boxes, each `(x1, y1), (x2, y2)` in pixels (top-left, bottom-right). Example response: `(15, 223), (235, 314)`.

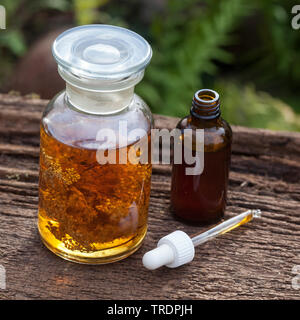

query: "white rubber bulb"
(142, 230), (195, 270)
(142, 244), (174, 270)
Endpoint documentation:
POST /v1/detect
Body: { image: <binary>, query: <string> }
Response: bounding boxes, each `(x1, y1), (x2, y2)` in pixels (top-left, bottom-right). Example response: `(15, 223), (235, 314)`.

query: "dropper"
(142, 209), (261, 270)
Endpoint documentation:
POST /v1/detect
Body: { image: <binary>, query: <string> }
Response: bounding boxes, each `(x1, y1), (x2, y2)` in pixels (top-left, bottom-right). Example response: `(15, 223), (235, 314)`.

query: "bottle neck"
(65, 82), (134, 115)
(190, 89), (221, 120)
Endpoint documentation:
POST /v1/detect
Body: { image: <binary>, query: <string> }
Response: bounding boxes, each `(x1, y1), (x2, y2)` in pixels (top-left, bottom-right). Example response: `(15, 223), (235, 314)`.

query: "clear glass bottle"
(171, 89), (232, 224)
(38, 25), (153, 264)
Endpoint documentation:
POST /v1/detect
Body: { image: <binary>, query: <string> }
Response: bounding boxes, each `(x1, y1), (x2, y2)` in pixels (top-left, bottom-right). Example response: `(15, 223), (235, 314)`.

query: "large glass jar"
(38, 25), (153, 264)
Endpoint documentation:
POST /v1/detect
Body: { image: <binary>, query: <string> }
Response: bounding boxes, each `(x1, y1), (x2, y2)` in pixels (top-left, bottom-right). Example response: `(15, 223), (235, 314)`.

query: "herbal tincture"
(38, 25), (153, 264)
(171, 89), (232, 223)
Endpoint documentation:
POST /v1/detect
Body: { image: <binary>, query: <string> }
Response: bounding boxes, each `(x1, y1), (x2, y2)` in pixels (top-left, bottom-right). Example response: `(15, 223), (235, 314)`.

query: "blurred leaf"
(215, 80), (300, 131)
(0, 0), (22, 16)
(38, 0), (71, 11)
(74, 0), (110, 25)
(0, 30), (26, 56)
(138, 0), (252, 117)
(242, 0), (300, 89)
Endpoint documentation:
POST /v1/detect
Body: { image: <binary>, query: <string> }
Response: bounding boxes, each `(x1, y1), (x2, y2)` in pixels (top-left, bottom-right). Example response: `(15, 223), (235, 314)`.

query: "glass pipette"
(142, 209), (262, 270)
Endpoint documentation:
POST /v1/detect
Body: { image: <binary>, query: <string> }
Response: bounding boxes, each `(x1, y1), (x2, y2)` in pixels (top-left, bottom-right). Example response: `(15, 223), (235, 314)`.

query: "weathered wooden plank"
(0, 93), (299, 300)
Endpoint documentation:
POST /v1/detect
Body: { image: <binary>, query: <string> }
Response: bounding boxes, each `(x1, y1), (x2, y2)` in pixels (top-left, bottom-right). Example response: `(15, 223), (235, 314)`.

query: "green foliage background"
(0, 0), (299, 131)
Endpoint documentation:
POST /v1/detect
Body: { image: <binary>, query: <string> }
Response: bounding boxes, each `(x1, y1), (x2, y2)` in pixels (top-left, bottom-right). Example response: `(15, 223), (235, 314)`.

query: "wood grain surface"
(0, 93), (299, 300)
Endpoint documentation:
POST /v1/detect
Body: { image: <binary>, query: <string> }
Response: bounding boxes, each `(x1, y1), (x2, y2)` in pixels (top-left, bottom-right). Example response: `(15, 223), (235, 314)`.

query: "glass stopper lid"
(52, 24), (152, 80)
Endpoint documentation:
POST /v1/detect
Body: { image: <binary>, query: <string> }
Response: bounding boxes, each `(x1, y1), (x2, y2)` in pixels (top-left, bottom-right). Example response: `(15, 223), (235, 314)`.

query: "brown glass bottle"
(171, 89), (232, 224)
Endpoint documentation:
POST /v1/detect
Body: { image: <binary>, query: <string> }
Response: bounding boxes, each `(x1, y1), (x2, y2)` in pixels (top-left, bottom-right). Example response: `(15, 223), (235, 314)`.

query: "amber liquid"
(171, 144), (231, 223)
(38, 126), (151, 264)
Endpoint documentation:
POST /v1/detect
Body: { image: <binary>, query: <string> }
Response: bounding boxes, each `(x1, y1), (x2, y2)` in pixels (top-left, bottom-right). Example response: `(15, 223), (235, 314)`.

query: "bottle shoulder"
(41, 91), (153, 149)
(176, 115), (232, 151)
